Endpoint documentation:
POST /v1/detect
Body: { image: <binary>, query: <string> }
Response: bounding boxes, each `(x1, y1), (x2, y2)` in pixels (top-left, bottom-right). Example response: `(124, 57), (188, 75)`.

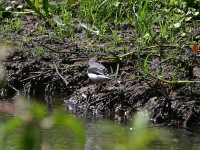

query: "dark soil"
(1, 1), (200, 128)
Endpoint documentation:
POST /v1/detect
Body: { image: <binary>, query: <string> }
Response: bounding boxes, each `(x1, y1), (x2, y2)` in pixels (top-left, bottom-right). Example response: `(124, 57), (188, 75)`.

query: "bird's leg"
(96, 82), (103, 92)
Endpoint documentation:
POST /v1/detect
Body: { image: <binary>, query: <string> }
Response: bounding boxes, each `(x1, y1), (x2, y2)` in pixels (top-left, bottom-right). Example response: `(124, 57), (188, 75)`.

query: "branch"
(53, 61), (68, 87)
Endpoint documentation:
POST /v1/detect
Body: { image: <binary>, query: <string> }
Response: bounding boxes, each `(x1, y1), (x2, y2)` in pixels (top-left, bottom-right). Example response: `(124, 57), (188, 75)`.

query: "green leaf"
(53, 109), (86, 149)
(5, 6), (12, 11)
(43, 0), (49, 16)
(113, 1), (120, 7)
(17, 5), (23, 9)
(53, 15), (64, 26)
(35, 0), (39, 10)
(144, 53), (152, 73)
(173, 22), (181, 28)
(193, 11), (199, 16)
(0, 118), (22, 149)
(185, 16), (192, 21)
(24, 0), (44, 16)
(20, 122), (40, 150)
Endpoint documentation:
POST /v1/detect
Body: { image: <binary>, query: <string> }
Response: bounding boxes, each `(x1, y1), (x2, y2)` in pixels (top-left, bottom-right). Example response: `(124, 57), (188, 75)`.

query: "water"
(85, 121), (200, 150)
(0, 114), (200, 150)
(150, 127), (200, 150)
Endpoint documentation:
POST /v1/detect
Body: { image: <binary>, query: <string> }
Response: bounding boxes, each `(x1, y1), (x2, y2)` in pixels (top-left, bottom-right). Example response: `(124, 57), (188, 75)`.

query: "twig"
(89, 98), (104, 106)
(21, 71), (51, 82)
(106, 44), (182, 60)
(103, 95), (118, 108)
(146, 67), (200, 84)
(7, 84), (20, 96)
(115, 63), (120, 78)
(143, 55), (200, 84)
(143, 44), (180, 50)
(53, 61), (68, 87)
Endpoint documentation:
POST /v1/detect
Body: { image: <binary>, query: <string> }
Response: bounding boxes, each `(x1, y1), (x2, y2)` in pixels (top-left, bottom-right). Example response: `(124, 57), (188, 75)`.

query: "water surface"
(1, 114), (200, 150)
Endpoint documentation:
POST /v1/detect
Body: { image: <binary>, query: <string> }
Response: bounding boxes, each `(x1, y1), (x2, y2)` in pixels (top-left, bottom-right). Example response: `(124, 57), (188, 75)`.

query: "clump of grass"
(78, 0), (134, 35)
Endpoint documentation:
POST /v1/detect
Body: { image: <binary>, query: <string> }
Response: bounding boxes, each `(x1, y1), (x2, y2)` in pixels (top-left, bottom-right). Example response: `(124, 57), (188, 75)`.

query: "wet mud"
(2, 48), (200, 127)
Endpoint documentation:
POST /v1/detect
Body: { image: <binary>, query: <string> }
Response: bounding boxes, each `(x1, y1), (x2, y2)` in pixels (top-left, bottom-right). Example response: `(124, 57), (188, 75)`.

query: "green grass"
(18, 0), (199, 84)
(0, 0), (199, 84)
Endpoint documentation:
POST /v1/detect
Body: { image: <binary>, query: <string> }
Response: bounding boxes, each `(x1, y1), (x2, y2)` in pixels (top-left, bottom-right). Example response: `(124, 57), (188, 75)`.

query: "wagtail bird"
(87, 57), (120, 83)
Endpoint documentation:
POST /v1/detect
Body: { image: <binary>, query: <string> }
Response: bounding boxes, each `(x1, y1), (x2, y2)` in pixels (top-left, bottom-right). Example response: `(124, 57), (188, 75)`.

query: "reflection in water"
(85, 120), (200, 150)
(0, 114), (200, 150)
(149, 128), (200, 150)
(85, 123), (102, 150)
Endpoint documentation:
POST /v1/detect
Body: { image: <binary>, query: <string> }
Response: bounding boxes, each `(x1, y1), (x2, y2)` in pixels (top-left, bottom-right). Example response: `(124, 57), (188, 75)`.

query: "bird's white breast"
(88, 73), (111, 82)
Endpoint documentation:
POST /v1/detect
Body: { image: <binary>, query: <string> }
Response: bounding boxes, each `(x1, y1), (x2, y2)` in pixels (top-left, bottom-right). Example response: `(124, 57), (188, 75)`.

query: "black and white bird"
(87, 57), (120, 83)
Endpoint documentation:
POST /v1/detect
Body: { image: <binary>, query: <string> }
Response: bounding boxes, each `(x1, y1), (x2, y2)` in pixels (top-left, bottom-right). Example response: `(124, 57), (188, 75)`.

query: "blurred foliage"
(0, 97), (86, 150)
(0, 99), (171, 149)
(97, 110), (169, 150)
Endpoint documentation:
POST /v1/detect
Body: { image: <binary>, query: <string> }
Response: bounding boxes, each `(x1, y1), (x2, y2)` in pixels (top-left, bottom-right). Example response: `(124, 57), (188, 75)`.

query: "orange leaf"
(192, 43), (199, 56)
